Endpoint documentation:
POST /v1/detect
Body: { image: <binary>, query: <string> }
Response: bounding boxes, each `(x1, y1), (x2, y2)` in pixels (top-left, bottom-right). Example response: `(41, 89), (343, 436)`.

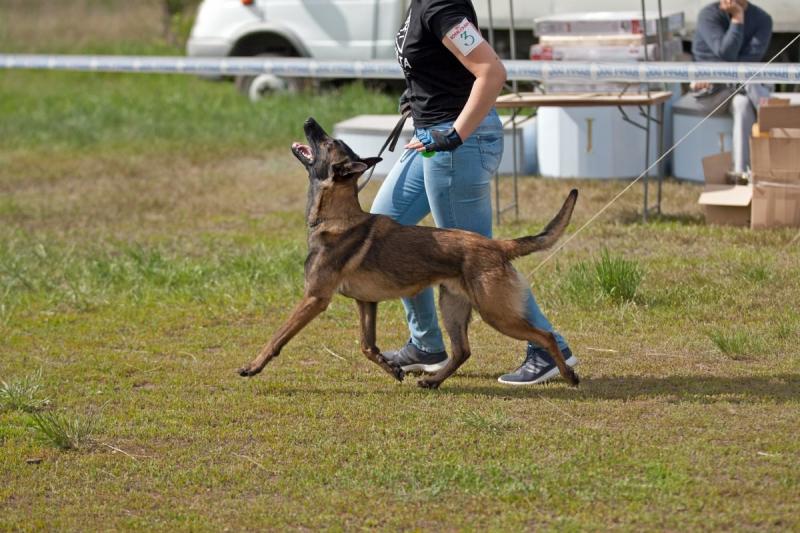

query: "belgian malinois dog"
(238, 118), (579, 389)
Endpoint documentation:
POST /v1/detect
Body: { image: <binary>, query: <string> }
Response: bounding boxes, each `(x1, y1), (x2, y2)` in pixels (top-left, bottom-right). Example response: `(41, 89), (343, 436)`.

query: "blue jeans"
(370, 109), (568, 354)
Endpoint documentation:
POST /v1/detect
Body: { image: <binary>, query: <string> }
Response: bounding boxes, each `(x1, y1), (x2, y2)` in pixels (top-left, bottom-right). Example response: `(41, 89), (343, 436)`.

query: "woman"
(372, 0), (577, 385)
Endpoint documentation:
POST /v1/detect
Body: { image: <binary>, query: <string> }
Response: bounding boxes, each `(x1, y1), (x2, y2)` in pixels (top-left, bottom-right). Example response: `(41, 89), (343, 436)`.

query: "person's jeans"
(370, 108), (569, 354)
(676, 84), (770, 173)
(731, 93), (757, 173)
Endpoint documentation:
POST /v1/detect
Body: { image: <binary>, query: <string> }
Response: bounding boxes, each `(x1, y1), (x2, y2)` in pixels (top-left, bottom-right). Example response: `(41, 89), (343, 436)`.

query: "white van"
(187, 0), (799, 94)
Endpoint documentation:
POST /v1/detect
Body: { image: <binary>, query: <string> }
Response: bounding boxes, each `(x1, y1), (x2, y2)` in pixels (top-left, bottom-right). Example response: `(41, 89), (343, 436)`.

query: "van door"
(261, 0), (404, 59)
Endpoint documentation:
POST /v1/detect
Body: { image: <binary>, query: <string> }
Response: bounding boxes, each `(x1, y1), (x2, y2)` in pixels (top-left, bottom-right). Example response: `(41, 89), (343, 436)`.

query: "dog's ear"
(361, 157), (382, 169)
(332, 157), (382, 180)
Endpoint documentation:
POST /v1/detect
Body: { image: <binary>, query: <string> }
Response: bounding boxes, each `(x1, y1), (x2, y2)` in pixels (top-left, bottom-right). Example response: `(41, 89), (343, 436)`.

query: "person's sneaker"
(497, 345), (578, 385)
(382, 341), (448, 373)
(725, 170), (749, 185)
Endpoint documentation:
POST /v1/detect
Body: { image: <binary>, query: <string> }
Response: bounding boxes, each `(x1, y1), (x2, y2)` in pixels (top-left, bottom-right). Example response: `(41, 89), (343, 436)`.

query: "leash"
(527, 31), (800, 278)
(357, 109), (411, 193)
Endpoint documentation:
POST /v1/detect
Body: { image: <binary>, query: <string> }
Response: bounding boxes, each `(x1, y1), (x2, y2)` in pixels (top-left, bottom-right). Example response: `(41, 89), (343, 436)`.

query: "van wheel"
(234, 53), (297, 101)
(242, 73), (288, 101)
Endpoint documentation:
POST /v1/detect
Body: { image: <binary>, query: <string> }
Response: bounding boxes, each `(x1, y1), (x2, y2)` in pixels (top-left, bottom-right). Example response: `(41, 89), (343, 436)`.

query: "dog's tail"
(501, 189), (578, 260)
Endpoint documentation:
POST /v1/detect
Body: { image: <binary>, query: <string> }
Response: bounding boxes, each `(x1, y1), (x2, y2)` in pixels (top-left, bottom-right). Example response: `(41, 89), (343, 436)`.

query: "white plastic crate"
(333, 114), (530, 177)
(536, 106), (662, 179)
(672, 112), (733, 182)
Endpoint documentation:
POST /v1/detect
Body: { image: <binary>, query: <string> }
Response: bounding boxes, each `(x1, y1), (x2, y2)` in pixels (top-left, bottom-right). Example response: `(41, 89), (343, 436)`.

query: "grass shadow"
(617, 209), (705, 226)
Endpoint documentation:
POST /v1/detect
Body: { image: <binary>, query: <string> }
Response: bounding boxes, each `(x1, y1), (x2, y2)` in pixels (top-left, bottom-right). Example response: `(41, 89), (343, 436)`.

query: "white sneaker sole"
(497, 355), (579, 386)
(401, 360), (448, 374)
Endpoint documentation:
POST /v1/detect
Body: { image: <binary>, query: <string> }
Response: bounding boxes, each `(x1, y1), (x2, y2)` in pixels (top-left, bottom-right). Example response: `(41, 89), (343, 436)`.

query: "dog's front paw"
(566, 369), (580, 387)
(389, 364), (406, 383)
(237, 364), (262, 378)
(375, 354), (405, 382)
(417, 378), (440, 389)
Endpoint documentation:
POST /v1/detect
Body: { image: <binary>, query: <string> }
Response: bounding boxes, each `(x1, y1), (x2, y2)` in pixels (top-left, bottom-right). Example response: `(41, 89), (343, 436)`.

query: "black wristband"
(427, 127), (463, 152)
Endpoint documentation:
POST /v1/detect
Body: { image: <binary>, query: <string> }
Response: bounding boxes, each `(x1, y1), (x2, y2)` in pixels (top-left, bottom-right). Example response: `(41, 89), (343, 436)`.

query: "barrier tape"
(2, 54), (800, 83)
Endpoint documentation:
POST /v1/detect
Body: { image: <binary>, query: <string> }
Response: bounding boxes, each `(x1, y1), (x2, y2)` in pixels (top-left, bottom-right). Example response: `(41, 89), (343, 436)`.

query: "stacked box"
(530, 37), (682, 62)
(698, 99), (800, 229)
(531, 11), (685, 94)
(533, 11), (685, 37)
(750, 99), (800, 229)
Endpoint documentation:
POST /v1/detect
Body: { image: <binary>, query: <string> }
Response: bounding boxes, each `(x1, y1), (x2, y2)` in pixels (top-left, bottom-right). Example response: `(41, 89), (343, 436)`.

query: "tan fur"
(237, 118), (580, 389)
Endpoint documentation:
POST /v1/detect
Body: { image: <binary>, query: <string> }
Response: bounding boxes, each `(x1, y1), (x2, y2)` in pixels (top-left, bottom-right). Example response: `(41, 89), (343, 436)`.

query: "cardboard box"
(698, 152), (752, 226)
(749, 100), (800, 228)
(540, 34), (650, 46)
(700, 151), (800, 229)
(699, 99), (800, 229)
(533, 11), (685, 37)
(757, 102), (800, 132)
(750, 127), (800, 184)
(751, 182), (800, 229)
(530, 37), (681, 61)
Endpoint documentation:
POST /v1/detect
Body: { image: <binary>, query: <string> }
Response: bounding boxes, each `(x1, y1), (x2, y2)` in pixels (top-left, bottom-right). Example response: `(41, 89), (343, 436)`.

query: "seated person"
(679, 0), (772, 176)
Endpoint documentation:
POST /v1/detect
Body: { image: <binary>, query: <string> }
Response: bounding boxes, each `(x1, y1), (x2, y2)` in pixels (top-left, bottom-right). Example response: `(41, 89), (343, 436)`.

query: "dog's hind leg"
(417, 284), (472, 390)
(355, 300), (404, 382)
(238, 294), (331, 377)
(471, 269), (579, 386)
(482, 313), (579, 386)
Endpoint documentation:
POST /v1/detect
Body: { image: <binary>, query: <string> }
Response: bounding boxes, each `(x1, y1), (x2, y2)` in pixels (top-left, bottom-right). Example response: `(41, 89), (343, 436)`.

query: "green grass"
(594, 249), (643, 303)
(0, 70), (396, 158)
(0, 369), (50, 413)
(28, 409), (99, 450)
(562, 261), (597, 305)
(561, 250), (643, 305)
(1, 67), (799, 530)
(707, 329), (756, 358)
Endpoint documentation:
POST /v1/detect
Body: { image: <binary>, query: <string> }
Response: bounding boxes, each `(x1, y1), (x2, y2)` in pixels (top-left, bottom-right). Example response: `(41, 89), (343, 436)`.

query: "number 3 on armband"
(448, 18), (484, 56)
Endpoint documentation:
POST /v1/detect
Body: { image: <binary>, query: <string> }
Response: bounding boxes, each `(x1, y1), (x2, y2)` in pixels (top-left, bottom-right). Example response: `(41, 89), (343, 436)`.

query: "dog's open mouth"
(292, 142), (314, 164)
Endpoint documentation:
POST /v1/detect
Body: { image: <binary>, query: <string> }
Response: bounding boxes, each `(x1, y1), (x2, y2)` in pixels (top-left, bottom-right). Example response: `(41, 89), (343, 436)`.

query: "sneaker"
(382, 340), (448, 373)
(725, 170), (749, 185)
(497, 345), (578, 386)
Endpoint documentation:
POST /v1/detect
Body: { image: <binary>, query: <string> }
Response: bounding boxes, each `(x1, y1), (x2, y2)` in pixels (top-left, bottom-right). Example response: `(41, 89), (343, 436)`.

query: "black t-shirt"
(395, 0), (479, 127)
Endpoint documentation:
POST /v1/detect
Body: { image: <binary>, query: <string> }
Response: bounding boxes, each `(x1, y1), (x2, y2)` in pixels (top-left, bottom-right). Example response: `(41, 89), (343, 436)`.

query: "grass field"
(1, 16), (800, 530)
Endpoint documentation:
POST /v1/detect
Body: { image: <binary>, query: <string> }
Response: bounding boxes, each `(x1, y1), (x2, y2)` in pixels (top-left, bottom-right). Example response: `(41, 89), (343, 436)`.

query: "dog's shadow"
(445, 372), (799, 403)
(268, 373), (799, 404)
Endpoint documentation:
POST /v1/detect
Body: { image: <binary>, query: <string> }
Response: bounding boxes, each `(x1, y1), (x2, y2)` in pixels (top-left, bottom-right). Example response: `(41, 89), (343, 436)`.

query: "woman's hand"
(405, 128), (463, 153)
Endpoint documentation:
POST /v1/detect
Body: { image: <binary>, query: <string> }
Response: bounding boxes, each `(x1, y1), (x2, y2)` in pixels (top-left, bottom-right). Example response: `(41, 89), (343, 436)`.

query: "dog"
(238, 117), (579, 389)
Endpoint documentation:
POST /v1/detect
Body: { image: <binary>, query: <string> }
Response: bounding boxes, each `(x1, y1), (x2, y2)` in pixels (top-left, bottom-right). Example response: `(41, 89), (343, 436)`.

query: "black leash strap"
(357, 109), (411, 193)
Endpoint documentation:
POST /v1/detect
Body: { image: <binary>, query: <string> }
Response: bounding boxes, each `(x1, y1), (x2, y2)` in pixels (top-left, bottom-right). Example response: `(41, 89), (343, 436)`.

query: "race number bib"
(446, 18), (484, 56)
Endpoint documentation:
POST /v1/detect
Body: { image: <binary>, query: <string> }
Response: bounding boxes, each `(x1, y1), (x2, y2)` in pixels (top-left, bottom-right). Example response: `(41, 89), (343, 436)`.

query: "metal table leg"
(643, 103), (652, 222)
(656, 101), (665, 215)
(511, 109), (519, 220)
(494, 170), (501, 225)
